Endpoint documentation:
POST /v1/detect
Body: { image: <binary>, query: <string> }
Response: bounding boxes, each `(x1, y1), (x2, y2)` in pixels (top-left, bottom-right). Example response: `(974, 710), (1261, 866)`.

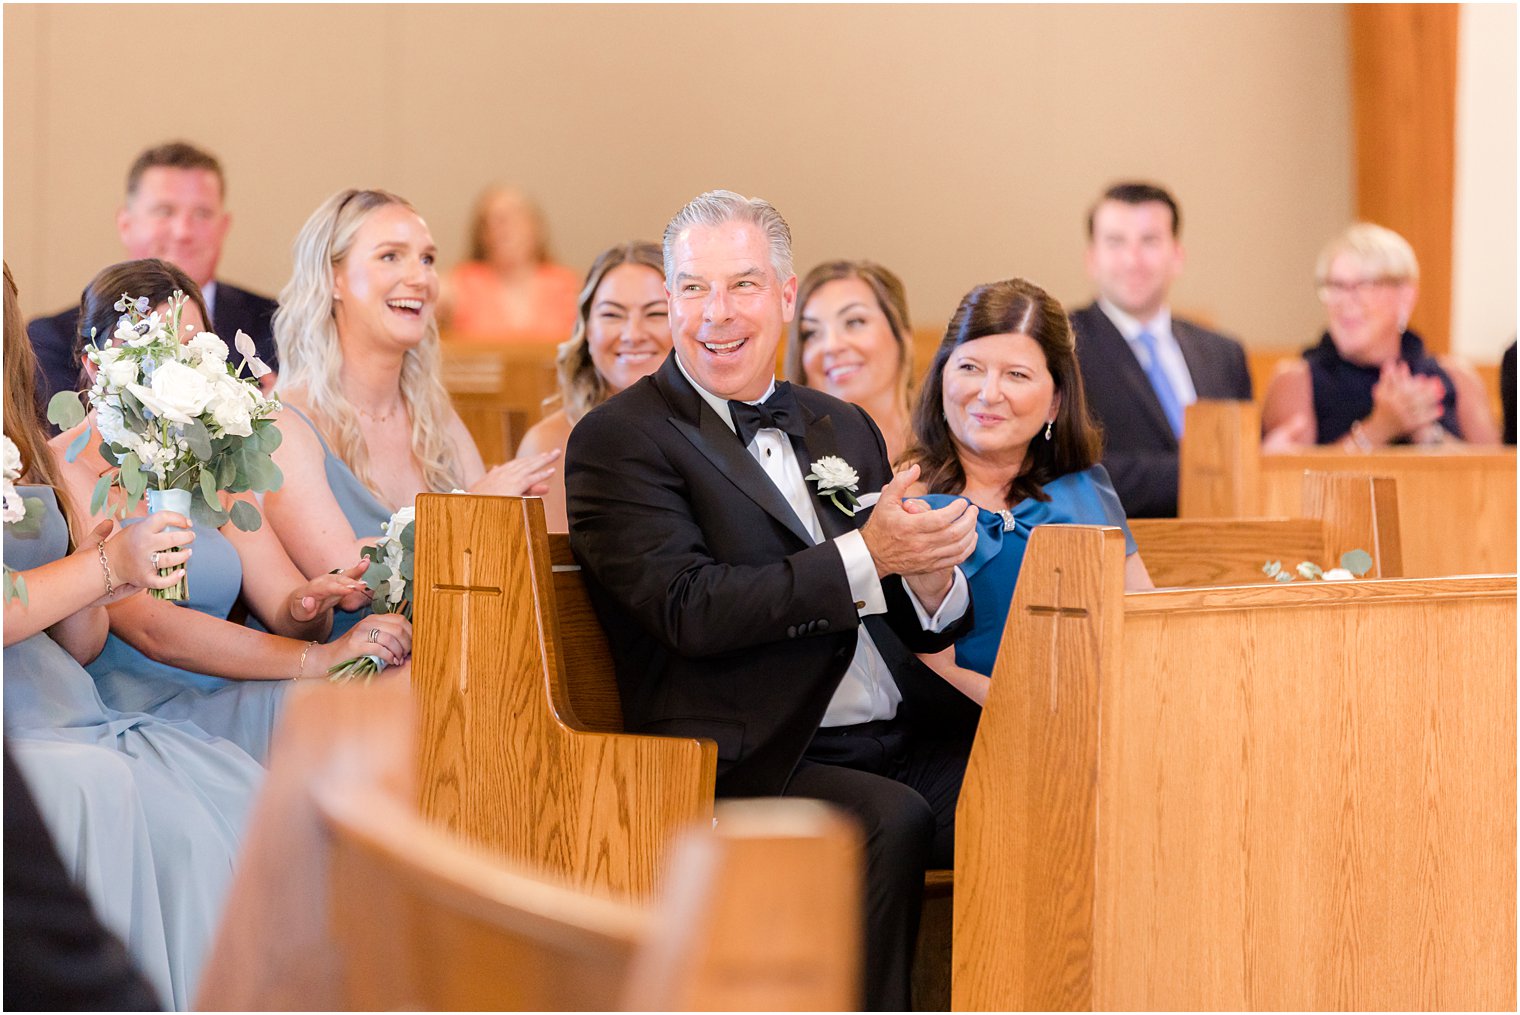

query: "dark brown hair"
(4, 262), (81, 544)
(72, 259), (211, 392)
(906, 277), (1102, 504)
(1085, 181), (1181, 238)
(467, 185), (550, 265)
(126, 141), (225, 201)
(785, 260), (914, 410)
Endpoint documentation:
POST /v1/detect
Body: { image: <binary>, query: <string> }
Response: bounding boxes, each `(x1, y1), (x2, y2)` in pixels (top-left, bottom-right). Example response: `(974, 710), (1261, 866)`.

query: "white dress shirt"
(200, 280), (218, 322)
(1097, 297), (1199, 406)
(674, 355), (970, 725)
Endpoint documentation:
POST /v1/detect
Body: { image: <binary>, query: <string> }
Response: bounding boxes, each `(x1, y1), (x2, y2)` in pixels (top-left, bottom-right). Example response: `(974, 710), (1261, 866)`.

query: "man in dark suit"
(1069, 182), (1253, 517)
(27, 141), (278, 416)
(566, 190), (979, 1010)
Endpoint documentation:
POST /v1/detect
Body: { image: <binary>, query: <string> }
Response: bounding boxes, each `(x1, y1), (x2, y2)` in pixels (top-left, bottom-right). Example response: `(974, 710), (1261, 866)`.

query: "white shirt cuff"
(836, 529), (887, 617)
(903, 567), (969, 632)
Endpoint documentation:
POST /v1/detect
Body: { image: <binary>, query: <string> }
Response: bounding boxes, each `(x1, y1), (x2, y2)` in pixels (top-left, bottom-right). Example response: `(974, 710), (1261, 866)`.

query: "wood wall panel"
(1349, 4), (1459, 354)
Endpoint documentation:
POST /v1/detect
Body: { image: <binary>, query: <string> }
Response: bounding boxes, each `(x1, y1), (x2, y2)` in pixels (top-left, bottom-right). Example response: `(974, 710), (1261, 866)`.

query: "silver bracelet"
(96, 540), (116, 596)
(294, 640), (318, 681)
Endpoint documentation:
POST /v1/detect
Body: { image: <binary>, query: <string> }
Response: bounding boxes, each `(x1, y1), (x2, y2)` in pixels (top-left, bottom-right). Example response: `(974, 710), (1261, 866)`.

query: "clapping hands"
(860, 464), (977, 608)
(1368, 361), (1447, 443)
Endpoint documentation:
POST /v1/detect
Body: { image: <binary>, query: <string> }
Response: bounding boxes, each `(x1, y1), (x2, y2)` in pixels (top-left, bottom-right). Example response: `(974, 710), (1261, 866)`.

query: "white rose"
(101, 355), (139, 389)
(807, 455), (860, 493)
(189, 331), (229, 363)
(127, 361), (216, 424)
(3, 434), (22, 483)
(207, 375), (256, 437)
(1321, 568), (1355, 581)
(383, 506), (415, 543)
(2, 488), (24, 525)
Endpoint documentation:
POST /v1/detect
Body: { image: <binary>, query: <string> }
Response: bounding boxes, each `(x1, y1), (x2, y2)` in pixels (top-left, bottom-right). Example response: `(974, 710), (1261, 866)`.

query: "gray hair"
(662, 189), (794, 284)
(1315, 222), (1420, 285)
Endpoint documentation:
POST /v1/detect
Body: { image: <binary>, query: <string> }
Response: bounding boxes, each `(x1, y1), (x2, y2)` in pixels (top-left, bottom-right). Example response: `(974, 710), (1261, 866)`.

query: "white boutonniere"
(806, 455), (861, 517)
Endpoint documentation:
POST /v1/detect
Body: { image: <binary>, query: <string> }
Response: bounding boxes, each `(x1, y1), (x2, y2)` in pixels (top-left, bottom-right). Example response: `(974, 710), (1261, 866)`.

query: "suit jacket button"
(817, 619), (829, 631)
(787, 625), (797, 638)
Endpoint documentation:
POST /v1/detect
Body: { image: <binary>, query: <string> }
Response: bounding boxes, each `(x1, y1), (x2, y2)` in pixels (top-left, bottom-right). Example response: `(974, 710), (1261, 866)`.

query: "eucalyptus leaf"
(190, 496), (228, 530)
(399, 520), (415, 553)
(365, 562), (393, 585)
(228, 499), (263, 532)
(1274, 571), (1294, 583)
(64, 426), (91, 463)
(119, 454), (146, 497)
(89, 473), (114, 517)
(217, 453), (238, 487)
(258, 424), (282, 453)
(1340, 548), (1374, 577)
(183, 419), (213, 461)
(46, 391), (86, 429)
(399, 550), (414, 582)
(1295, 561), (1322, 580)
(262, 459), (284, 494)
(199, 466), (219, 507)
(1262, 560), (1282, 578)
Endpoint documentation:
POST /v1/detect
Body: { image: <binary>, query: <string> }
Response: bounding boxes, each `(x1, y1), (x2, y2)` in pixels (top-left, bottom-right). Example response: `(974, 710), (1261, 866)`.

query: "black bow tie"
(728, 382), (807, 447)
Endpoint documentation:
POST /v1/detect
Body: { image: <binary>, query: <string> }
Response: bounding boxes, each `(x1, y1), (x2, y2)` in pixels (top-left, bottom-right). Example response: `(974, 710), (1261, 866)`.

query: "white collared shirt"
(674, 354), (970, 725)
(200, 280), (218, 322)
(1097, 297), (1199, 407)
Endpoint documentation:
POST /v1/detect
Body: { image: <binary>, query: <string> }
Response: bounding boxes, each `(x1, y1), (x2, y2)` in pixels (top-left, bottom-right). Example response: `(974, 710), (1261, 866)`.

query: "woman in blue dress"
(262, 189), (560, 630)
(4, 261), (264, 1007)
(48, 259), (414, 763)
(902, 277), (1153, 704)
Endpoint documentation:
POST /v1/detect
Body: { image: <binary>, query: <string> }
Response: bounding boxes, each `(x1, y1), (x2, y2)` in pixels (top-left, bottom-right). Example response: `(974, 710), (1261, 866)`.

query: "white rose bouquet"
(3, 434), (47, 603)
(328, 505), (415, 684)
(47, 291), (283, 600)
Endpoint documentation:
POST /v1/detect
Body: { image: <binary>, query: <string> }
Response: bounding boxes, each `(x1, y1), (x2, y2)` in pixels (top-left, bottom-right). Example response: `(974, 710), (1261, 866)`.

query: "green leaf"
(64, 426), (92, 463)
(1295, 561), (1323, 581)
(183, 419), (213, 461)
(216, 453), (238, 487)
(1274, 571), (1295, 583)
(365, 562), (393, 586)
(399, 549), (414, 582)
(228, 499), (262, 532)
(46, 391), (86, 429)
(89, 473), (114, 517)
(1340, 548), (1374, 577)
(399, 520), (415, 553)
(1262, 560), (1282, 578)
(190, 496), (228, 529)
(257, 423), (282, 453)
(119, 453), (146, 497)
(4, 568), (28, 605)
(199, 466), (219, 507)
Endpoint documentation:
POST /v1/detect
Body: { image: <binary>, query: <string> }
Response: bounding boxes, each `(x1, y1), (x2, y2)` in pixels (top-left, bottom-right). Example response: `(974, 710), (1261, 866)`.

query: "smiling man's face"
(667, 218), (796, 401)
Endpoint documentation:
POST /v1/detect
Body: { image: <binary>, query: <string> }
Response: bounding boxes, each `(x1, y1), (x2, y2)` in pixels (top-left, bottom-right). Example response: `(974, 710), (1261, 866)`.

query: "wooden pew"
(411, 493), (716, 902)
(198, 681), (860, 1011)
(1179, 400), (1515, 577)
(439, 339), (561, 464)
(953, 525), (1516, 1010)
(1132, 470), (1403, 587)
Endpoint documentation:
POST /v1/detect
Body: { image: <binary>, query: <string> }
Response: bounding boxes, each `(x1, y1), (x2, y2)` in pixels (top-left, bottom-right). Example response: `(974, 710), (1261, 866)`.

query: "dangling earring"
(1044, 419), (1054, 441)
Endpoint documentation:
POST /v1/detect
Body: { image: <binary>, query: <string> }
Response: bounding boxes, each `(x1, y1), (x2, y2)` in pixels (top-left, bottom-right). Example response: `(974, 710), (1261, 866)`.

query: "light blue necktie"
(1135, 330), (1185, 438)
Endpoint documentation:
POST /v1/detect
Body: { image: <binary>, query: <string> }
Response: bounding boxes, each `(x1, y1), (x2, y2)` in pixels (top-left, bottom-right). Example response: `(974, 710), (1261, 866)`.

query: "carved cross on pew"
(431, 548), (503, 694)
(1024, 567), (1088, 712)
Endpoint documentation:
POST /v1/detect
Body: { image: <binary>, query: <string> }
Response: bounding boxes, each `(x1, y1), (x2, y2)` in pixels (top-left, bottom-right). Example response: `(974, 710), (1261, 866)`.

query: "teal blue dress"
(88, 508), (288, 765)
(917, 465), (1136, 676)
(5, 486), (264, 1009)
(285, 405), (391, 640)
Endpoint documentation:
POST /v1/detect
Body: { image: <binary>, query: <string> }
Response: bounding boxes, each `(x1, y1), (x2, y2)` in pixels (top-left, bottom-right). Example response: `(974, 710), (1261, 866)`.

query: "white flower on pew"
(1262, 548), (1373, 583)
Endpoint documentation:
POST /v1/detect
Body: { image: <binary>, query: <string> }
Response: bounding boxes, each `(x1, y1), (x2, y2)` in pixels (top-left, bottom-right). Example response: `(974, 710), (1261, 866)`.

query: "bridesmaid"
(4, 261), (260, 1008)
(49, 259), (412, 764)
(265, 188), (557, 616)
(516, 241), (672, 531)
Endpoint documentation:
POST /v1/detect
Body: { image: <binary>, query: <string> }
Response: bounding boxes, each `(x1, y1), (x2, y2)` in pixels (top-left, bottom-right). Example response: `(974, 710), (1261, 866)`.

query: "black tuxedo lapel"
(792, 407), (855, 542)
(1084, 304), (1178, 446)
(657, 358), (816, 547)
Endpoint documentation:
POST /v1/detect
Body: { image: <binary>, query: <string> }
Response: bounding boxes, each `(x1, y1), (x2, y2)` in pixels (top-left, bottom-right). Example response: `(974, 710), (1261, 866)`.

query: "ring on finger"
(367, 627), (380, 644)
(151, 550), (161, 568)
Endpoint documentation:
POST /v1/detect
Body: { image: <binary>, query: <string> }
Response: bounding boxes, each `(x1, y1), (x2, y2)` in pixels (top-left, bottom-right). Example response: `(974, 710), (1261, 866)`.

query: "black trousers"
(784, 721), (968, 1011)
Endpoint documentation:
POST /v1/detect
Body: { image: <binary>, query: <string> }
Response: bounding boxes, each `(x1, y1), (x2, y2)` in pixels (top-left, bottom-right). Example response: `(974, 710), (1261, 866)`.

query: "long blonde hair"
(4, 262), (80, 545)
(274, 189), (463, 498)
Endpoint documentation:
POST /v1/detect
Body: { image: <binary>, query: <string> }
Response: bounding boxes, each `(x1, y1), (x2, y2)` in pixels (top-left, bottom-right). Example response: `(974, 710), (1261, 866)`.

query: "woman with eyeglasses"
(1262, 223), (1499, 448)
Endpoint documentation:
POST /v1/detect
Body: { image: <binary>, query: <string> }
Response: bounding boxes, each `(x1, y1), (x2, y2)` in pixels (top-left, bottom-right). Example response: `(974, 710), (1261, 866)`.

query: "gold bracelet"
(295, 640), (318, 681)
(96, 539), (116, 596)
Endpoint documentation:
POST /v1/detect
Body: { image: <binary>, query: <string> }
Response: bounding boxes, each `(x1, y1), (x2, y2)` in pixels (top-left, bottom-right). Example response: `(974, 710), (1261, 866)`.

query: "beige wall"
(5, 3), (1353, 352)
(1452, 2), (1517, 363)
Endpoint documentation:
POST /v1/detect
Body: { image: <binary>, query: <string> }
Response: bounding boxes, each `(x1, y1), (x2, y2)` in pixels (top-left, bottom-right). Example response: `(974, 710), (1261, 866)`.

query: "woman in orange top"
(440, 185), (580, 342)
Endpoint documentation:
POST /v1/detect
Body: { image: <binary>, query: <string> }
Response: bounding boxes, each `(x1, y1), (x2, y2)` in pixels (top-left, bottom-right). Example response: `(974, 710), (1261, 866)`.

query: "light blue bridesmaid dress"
(284, 405), (391, 640)
(5, 486), (265, 1009)
(916, 465), (1136, 677)
(87, 502), (288, 765)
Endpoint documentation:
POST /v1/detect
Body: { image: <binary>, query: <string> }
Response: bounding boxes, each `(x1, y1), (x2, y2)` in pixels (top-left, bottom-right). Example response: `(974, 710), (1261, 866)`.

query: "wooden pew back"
(199, 682), (860, 1011)
(1133, 470), (1403, 586)
(954, 524), (1517, 1010)
(1179, 400), (1516, 577)
(412, 493), (716, 901)
(440, 339), (561, 464)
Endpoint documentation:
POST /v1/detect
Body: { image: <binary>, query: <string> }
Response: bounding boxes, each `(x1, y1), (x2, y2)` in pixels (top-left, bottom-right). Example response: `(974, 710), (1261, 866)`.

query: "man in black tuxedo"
(566, 190), (979, 1010)
(27, 141), (278, 416)
(1069, 182), (1253, 517)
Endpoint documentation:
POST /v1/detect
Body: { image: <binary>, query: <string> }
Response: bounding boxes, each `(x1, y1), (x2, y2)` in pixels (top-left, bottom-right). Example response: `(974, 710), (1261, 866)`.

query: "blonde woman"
(1262, 222), (1499, 447)
(266, 189), (558, 633)
(785, 260), (916, 464)
(516, 241), (671, 531)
